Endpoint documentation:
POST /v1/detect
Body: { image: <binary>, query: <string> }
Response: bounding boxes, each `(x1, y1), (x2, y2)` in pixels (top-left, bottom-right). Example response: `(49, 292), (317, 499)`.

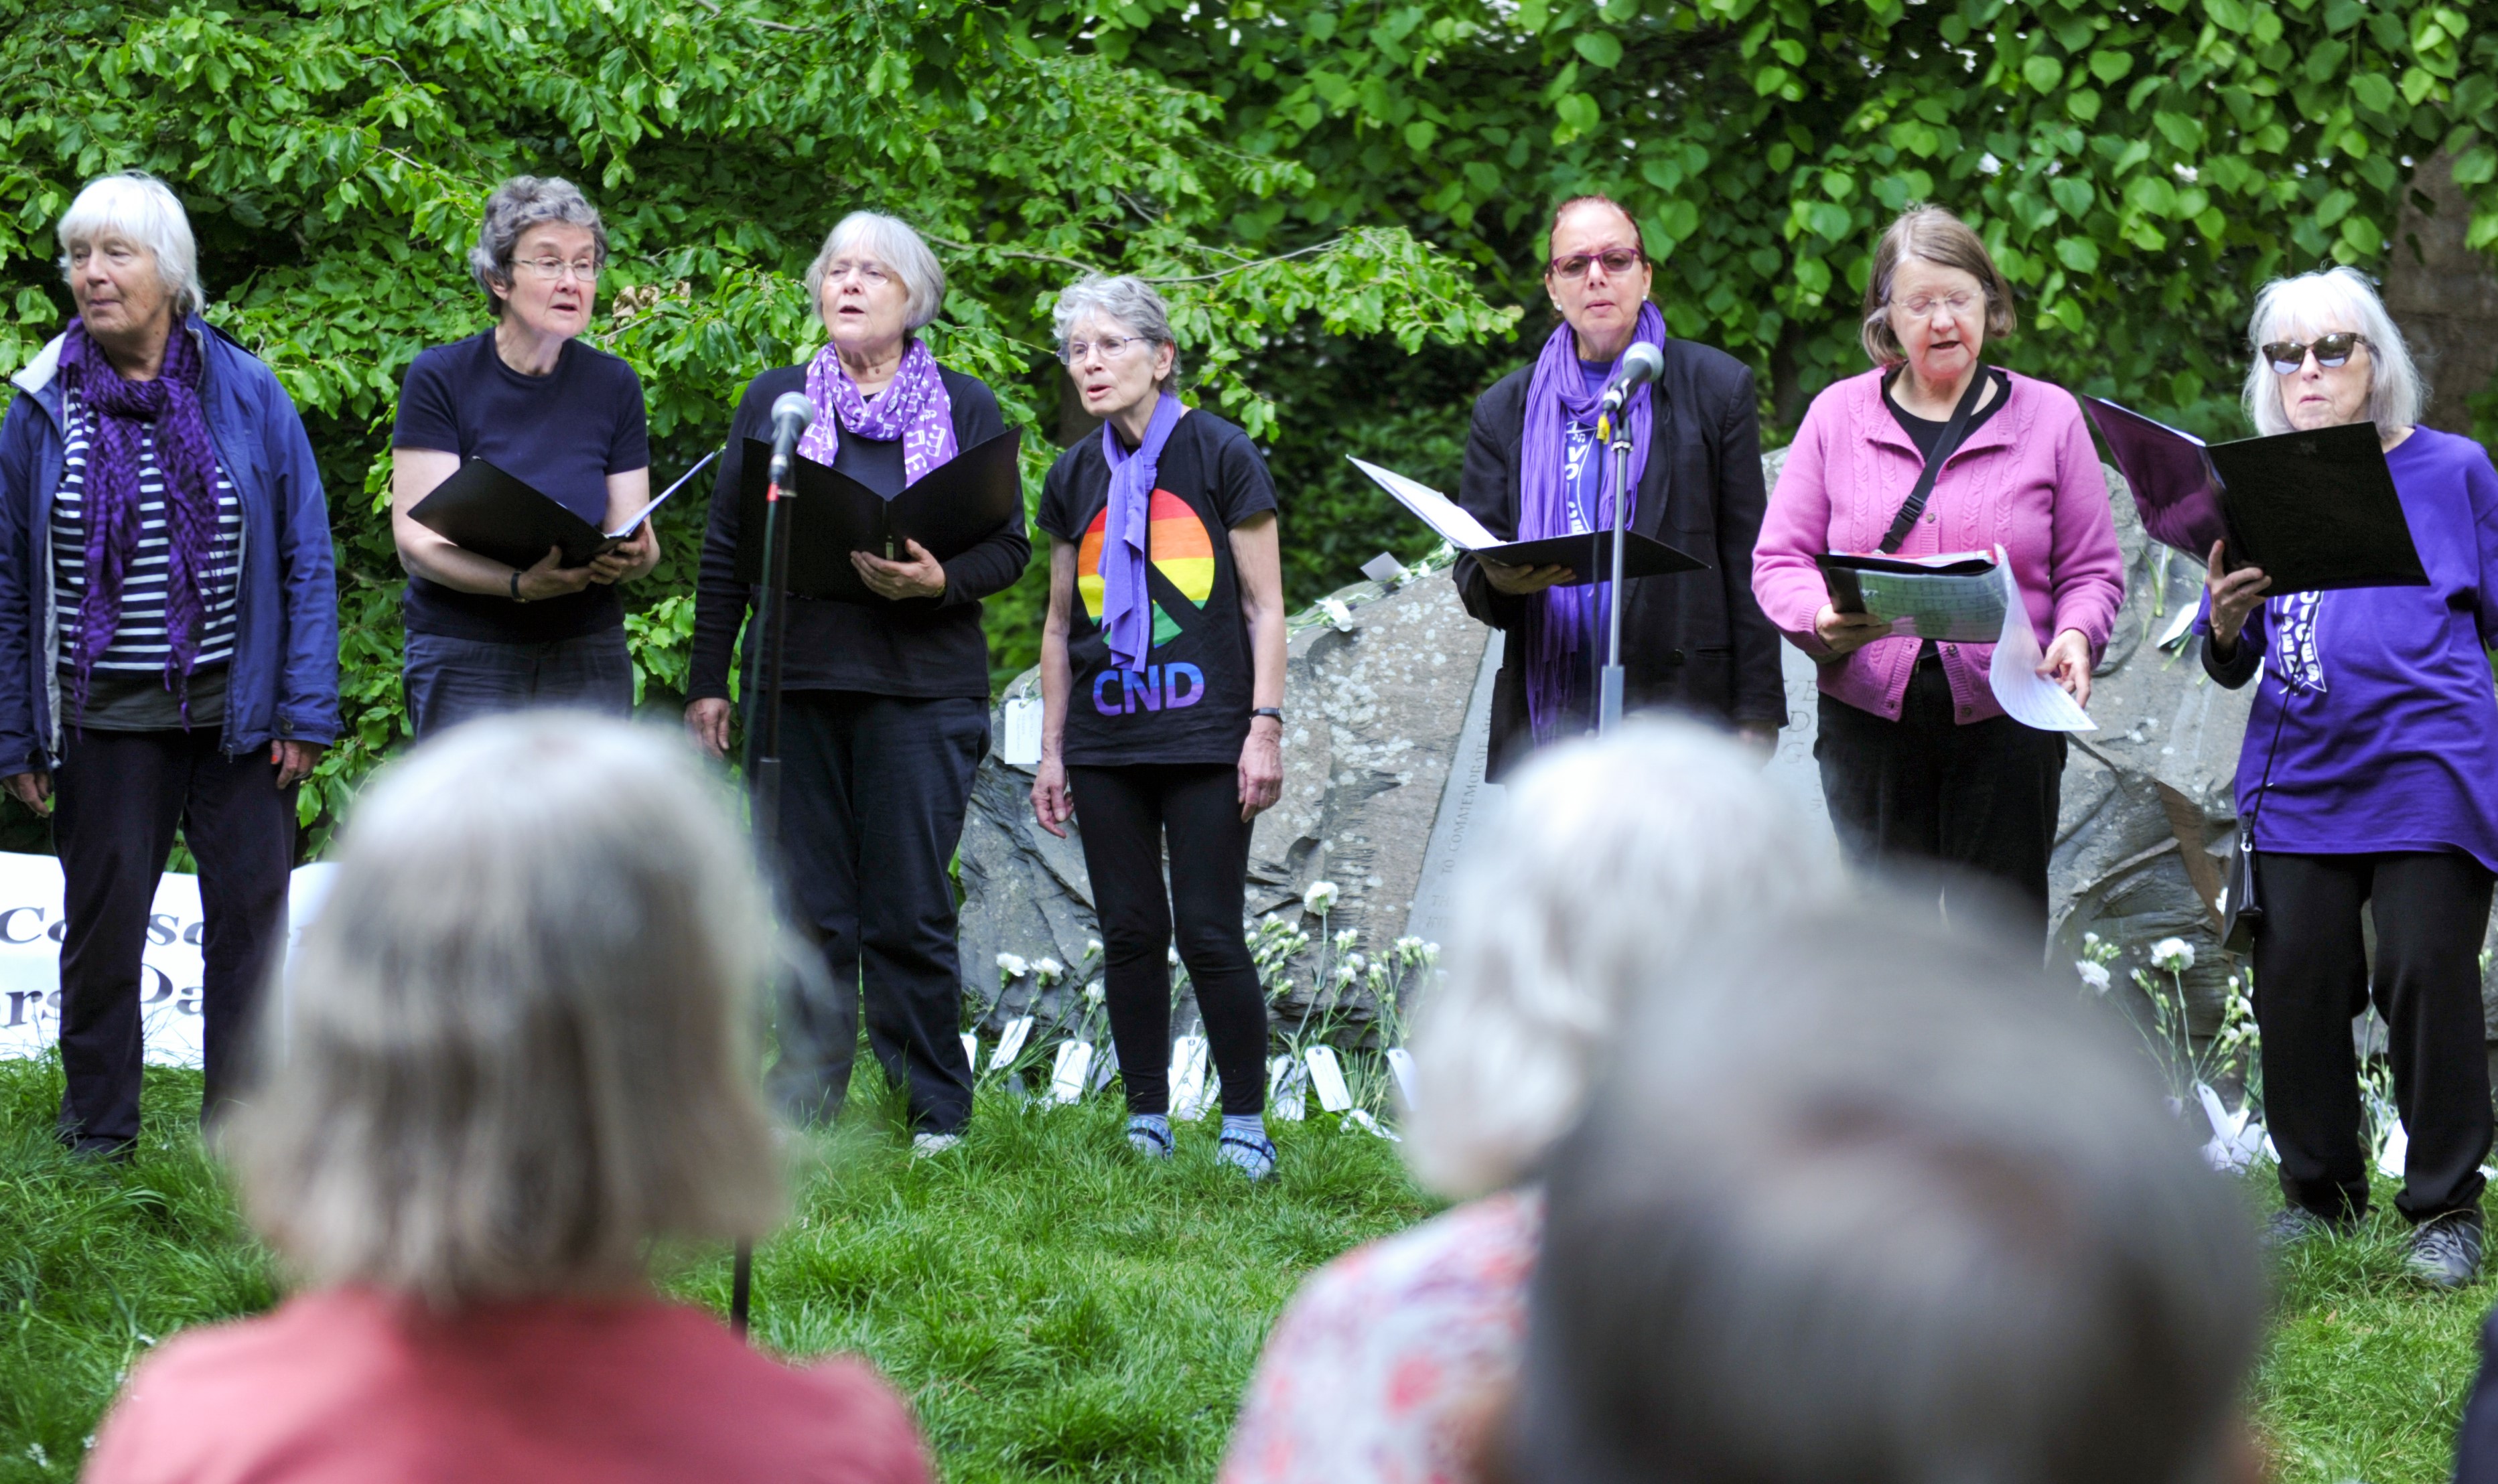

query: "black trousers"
(1815, 656), (2067, 934)
(2253, 849), (2493, 1223)
(770, 690), (983, 1133)
(54, 727), (296, 1151)
(1067, 763), (1267, 1118)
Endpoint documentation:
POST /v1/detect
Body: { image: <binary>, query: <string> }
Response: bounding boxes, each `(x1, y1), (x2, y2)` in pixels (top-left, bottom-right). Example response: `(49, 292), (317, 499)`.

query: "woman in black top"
(687, 212), (1027, 1151)
(1030, 275), (1288, 1180)
(391, 177), (658, 736)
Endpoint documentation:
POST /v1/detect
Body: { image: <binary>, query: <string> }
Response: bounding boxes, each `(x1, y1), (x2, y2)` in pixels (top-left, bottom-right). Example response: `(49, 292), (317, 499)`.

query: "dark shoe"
(2405, 1213), (2483, 1288)
(2262, 1205), (2354, 1251)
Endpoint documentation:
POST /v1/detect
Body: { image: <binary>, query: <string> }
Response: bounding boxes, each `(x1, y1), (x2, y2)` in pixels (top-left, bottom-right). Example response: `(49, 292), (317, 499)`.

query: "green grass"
(6, 1054), (2498, 1484)
(0, 1055), (1429, 1484)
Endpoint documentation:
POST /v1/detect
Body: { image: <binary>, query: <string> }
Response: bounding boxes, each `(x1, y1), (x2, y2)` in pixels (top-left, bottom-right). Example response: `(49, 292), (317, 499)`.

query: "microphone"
(767, 392), (815, 490)
(1598, 341), (1665, 417)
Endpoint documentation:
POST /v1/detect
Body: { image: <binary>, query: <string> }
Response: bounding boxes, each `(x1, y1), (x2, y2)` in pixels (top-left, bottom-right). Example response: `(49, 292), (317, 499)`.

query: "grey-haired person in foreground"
(81, 715), (932, 1483)
(1509, 908), (2264, 1484)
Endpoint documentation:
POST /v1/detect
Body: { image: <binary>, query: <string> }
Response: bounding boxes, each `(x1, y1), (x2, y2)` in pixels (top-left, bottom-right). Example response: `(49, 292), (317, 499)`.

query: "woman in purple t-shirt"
(2202, 266), (2498, 1287)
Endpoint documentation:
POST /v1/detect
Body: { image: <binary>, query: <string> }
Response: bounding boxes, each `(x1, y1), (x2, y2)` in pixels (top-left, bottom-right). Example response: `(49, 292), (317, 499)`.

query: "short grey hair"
(1514, 907), (2264, 1484)
(467, 176), (609, 317)
(56, 172), (204, 320)
(1053, 274), (1185, 394)
(226, 715), (785, 1306)
(1403, 720), (1847, 1199)
(804, 212), (945, 331)
(2241, 265), (2424, 436)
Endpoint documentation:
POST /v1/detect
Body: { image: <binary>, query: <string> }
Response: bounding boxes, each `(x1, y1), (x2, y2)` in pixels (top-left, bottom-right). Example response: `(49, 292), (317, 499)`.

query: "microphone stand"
(731, 439), (803, 1335)
(1598, 402), (1633, 732)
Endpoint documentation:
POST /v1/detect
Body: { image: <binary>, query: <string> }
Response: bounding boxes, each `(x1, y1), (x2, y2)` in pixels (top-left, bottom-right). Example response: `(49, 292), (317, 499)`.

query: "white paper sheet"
(1385, 1047), (1418, 1111)
(961, 1033), (979, 1072)
(2378, 1119), (2410, 1181)
(1837, 557), (2007, 644)
(1347, 458), (1503, 551)
(1048, 1039), (1093, 1104)
(1986, 552), (2097, 731)
(1302, 1043), (1355, 1113)
(987, 1014), (1033, 1072)
(1267, 1054), (1307, 1122)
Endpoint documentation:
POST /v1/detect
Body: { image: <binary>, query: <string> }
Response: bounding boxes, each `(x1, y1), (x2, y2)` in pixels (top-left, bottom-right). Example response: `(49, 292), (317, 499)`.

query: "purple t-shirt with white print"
(2205, 425), (2498, 869)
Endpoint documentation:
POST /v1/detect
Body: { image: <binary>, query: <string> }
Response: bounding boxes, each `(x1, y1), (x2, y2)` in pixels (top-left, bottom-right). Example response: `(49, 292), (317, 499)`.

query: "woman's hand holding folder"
(2203, 539), (2274, 658)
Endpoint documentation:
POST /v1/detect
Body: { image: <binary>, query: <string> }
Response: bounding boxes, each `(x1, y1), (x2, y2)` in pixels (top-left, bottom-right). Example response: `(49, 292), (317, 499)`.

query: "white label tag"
(1001, 698), (1042, 765)
(1385, 1047), (1417, 1110)
(960, 1033), (979, 1071)
(1170, 1035), (1211, 1118)
(1267, 1055), (1306, 1122)
(988, 1015), (1034, 1072)
(1049, 1039), (1094, 1104)
(2379, 1120), (2410, 1181)
(1360, 552), (1405, 584)
(1344, 1108), (1400, 1142)
(1304, 1044), (1354, 1113)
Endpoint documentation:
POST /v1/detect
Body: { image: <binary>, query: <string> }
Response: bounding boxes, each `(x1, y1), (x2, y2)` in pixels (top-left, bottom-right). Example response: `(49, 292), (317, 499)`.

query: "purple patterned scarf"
(59, 319), (223, 721)
(796, 335), (959, 486)
(1097, 392), (1183, 670)
(1515, 300), (1666, 743)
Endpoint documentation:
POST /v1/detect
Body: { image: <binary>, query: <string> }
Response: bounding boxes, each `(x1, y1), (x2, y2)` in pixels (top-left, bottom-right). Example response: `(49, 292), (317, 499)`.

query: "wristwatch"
(1251, 707), (1283, 726)
(510, 570), (528, 603)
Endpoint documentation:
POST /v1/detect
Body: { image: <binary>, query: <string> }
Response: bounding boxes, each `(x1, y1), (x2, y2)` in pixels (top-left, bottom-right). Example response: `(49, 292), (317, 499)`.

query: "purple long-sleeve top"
(2202, 426), (2498, 869)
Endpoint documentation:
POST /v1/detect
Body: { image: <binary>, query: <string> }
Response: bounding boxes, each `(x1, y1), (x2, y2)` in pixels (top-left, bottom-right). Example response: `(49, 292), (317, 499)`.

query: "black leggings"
(1068, 763), (1267, 1117)
(2253, 849), (2493, 1223)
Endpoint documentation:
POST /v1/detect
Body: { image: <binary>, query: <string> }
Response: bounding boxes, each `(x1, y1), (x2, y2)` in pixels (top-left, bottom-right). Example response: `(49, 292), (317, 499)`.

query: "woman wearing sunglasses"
(1452, 194), (1786, 778)
(2199, 265), (2498, 1288)
(1752, 204), (2123, 932)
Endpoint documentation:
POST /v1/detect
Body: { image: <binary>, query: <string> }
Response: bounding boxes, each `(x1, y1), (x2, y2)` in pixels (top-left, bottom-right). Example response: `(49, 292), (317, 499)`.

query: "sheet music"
(1986, 554), (2096, 732)
(1348, 457), (1503, 551)
(1846, 565), (2007, 644)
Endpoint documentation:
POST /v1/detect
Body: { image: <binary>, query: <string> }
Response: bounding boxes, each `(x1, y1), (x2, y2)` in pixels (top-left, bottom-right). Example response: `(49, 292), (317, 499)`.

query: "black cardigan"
(687, 364), (1028, 702)
(1452, 337), (1784, 780)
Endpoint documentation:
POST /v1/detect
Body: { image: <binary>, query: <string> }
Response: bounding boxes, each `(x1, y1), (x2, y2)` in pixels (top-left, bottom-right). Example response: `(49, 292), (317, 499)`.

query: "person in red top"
(81, 714), (933, 1484)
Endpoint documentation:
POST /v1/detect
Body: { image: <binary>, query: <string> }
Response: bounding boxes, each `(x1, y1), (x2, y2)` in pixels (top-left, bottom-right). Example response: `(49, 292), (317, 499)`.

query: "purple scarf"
(796, 336), (959, 486)
(1516, 301), (1666, 743)
(1097, 392), (1184, 670)
(58, 319), (224, 721)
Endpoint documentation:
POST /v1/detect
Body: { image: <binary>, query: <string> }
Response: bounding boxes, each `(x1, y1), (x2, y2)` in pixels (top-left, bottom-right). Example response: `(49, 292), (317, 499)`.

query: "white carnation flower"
(2151, 938), (2196, 974)
(995, 952), (1029, 978)
(1303, 880), (1340, 914)
(1084, 979), (1106, 1005)
(1034, 957), (1064, 982)
(2075, 960), (2111, 993)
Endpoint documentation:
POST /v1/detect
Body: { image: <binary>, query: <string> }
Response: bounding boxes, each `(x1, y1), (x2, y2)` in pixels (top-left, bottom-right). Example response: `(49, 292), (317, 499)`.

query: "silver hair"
(467, 176), (609, 316)
(803, 212), (946, 333)
(225, 714), (785, 1306)
(56, 171), (205, 320)
(2241, 264), (2424, 436)
(1403, 719), (1847, 1199)
(1053, 274), (1185, 394)
(1514, 907), (2264, 1484)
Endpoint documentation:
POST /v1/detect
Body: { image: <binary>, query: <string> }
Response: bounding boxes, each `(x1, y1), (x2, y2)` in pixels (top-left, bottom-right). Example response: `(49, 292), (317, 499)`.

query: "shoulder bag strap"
(1877, 366), (1993, 554)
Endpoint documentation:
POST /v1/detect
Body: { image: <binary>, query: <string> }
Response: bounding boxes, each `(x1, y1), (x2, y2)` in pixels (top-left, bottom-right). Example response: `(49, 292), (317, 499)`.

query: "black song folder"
(2084, 398), (2426, 593)
(734, 431), (1022, 604)
(407, 460), (619, 571)
(1473, 528), (1706, 585)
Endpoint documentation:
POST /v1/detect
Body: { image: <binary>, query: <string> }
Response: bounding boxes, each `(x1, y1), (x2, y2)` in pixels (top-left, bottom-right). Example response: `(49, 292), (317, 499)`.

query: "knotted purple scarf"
(796, 335), (959, 486)
(1097, 392), (1184, 670)
(1516, 301), (1666, 743)
(59, 319), (223, 721)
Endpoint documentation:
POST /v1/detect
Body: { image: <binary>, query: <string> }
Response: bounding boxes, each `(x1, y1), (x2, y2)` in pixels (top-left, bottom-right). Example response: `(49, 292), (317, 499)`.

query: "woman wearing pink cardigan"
(1753, 207), (2122, 928)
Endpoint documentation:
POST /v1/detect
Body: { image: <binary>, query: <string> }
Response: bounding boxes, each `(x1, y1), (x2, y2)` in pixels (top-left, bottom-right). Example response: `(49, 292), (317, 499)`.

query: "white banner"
(0, 852), (338, 1067)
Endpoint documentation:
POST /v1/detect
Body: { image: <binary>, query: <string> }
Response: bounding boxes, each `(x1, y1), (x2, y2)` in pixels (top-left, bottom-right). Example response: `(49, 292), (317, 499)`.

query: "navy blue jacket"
(0, 317), (340, 774)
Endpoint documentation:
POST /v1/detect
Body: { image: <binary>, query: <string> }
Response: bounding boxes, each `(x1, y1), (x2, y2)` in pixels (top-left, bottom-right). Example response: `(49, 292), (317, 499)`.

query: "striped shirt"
(51, 391), (242, 672)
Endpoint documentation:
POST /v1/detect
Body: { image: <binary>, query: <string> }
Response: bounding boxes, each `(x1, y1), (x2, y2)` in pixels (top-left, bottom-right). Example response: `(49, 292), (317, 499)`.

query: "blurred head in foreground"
(1511, 907), (2264, 1484)
(226, 714), (784, 1305)
(1404, 717), (1846, 1198)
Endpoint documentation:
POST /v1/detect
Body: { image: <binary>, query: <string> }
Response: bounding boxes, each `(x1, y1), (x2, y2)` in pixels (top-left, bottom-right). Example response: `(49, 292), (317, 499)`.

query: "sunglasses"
(1547, 248), (1646, 280)
(2262, 332), (2368, 375)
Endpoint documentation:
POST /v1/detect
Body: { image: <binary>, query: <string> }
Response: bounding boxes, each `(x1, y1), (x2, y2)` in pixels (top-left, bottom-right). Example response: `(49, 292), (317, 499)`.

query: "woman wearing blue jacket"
(0, 172), (339, 1157)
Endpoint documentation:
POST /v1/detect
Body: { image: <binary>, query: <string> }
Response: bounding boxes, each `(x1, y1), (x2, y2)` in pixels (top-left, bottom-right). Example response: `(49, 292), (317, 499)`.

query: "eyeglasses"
(2262, 332), (2368, 374)
(1547, 248), (1646, 280)
(823, 259), (891, 286)
(1060, 335), (1156, 364)
(515, 257), (601, 283)
(1892, 290), (1981, 319)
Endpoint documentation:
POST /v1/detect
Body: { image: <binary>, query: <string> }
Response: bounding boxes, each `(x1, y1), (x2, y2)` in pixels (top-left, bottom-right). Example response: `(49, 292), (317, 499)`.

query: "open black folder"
(1346, 456), (1706, 585)
(406, 453), (707, 571)
(734, 431), (1022, 604)
(2083, 398), (2426, 593)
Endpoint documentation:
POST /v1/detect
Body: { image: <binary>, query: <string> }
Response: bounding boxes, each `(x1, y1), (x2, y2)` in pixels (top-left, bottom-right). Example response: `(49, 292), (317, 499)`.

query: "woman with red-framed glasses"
(1449, 193), (1787, 780)
(2199, 265), (2498, 1288)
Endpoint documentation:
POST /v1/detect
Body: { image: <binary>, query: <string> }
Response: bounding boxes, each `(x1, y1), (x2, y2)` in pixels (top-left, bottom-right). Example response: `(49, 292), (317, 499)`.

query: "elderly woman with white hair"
(80, 717), (931, 1483)
(1217, 720), (1846, 1482)
(2200, 265), (2498, 1286)
(391, 175), (658, 735)
(687, 212), (1024, 1149)
(1030, 275), (1288, 1179)
(0, 171), (336, 1157)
